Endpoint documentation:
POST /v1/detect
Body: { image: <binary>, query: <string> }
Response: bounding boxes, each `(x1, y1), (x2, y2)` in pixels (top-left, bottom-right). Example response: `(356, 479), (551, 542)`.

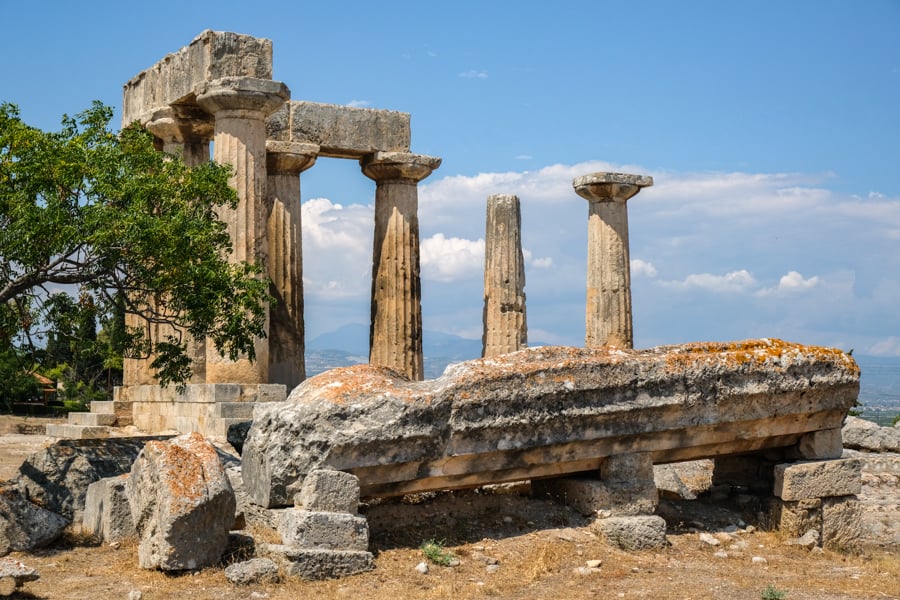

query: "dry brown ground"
(1, 416), (898, 600)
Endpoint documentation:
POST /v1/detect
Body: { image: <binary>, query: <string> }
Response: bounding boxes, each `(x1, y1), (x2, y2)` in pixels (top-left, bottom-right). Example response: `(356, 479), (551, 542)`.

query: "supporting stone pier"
(573, 172), (653, 348)
(361, 151), (441, 381)
(482, 194), (527, 357)
(197, 76), (290, 384)
(265, 141), (319, 390)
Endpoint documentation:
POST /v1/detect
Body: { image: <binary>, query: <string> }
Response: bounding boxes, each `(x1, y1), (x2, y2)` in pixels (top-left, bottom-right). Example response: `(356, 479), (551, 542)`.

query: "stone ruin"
(20, 30), (894, 584)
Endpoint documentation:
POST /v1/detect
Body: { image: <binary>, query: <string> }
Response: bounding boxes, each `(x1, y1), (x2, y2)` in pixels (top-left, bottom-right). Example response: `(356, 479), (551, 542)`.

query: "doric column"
(361, 151), (441, 381)
(197, 76), (290, 384)
(482, 194), (527, 357)
(265, 141), (318, 390)
(573, 172), (653, 349)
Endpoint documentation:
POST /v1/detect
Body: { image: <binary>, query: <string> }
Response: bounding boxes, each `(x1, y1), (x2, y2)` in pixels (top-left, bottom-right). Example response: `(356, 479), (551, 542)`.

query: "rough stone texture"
(774, 459), (862, 500)
(822, 496), (863, 550)
(653, 460), (715, 500)
(482, 194), (527, 357)
(267, 101), (410, 158)
(82, 475), (136, 543)
(361, 152), (441, 381)
(574, 172), (653, 349)
(242, 339), (859, 507)
(842, 416), (900, 453)
(224, 557), (280, 585)
(258, 544), (374, 580)
(771, 498), (822, 538)
(224, 465), (277, 530)
(294, 470), (360, 514)
(0, 557), (39, 590)
(850, 451), (900, 548)
(122, 30), (273, 126)
(532, 475), (657, 516)
(0, 486), (67, 556)
(227, 421), (252, 455)
(594, 515), (667, 550)
(795, 427), (844, 459)
(277, 509), (369, 551)
(127, 432), (236, 570)
(14, 437), (169, 522)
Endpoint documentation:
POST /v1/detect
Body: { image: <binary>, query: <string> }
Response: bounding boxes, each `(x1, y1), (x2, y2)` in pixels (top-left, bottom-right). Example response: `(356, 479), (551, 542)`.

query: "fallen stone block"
(259, 544), (374, 580)
(594, 515), (668, 550)
(127, 432), (236, 570)
(842, 416), (900, 453)
(277, 509), (369, 551)
(294, 470), (360, 514)
(224, 557), (280, 585)
(0, 556), (39, 594)
(774, 459), (861, 501)
(242, 340), (859, 507)
(0, 485), (68, 556)
(82, 475), (136, 543)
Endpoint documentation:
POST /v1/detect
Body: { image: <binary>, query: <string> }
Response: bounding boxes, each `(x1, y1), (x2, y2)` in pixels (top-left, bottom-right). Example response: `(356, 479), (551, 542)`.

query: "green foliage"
(892, 413), (899, 427)
(420, 539), (457, 566)
(0, 347), (40, 411)
(761, 584), (787, 600)
(0, 101), (271, 388)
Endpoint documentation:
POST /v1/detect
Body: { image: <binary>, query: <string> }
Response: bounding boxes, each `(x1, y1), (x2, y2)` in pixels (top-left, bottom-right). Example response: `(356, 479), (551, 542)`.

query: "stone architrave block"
(795, 428), (843, 460)
(277, 509), (369, 551)
(82, 475), (135, 543)
(266, 101), (411, 158)
(774, 459), (861, 501)
(822, 496), (863, 550)
(259, 544), (374, 580)
(533, 476), (658, 517)
(594, 515), (667, 550)
(294, 470), (360, 514)
(127, 432), (236, 570)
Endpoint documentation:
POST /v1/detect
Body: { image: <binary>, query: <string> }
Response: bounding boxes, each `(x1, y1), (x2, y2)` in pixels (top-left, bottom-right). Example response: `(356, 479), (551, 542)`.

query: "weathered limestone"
(278, 510), (369, 551)
(843, 416), (900, 453)
(224, 557), (280, 585)
(593, 515), (668, 550)
(127, 432), (236, 570)
(241, 339), (859, 507)
(0, 557), (40, 594)
(82, 475), (136, 543)
(0, 486), (67, 557)
(773, 459), (862, 501)
(267, 101), (411, 158)
(482, 194), (527, 357)
(294, 469), (360, 514)
(361, 152), (441, 381)
(196, 76), (290, 384)
(573, 172), (653, 348)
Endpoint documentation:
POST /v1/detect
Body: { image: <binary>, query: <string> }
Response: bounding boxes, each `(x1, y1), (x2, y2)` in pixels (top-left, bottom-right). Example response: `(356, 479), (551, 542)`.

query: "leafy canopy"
(0, 101), (270, 387)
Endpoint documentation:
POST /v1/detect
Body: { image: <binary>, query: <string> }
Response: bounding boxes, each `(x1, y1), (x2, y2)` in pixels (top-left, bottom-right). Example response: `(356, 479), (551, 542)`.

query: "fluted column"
(482, 194), (527, 357)
(197, 76), (290, 384)
(361, 151), (441, 381)
(265, 141), (318, 390)
(573, 172), (653, 349)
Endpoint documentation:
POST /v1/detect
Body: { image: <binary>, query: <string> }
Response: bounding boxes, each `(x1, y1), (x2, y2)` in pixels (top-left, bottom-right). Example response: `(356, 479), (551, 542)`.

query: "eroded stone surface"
(843, 416), (900, 453)
(277, 509), (369, 551)
(0, 486), (67, 557)
(294, 470), (360, 514)
(594, 515), (667, 550)
(82, 475), (135, 543)
(242, 339), (859, 507)
(774, 459), (862, 501)
(482, 194), (527, 357)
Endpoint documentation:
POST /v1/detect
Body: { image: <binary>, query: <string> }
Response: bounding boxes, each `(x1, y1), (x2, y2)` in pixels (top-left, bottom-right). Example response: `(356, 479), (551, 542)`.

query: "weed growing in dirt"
(420, 539), (457, 566)
(761, 584), (787, 600)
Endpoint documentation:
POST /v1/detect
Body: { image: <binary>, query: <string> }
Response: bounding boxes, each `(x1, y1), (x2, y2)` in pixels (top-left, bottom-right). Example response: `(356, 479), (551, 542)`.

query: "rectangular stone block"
(774, 459), (862, 500)
(82, 475), (136, 543)
(532, 475), (658, 517)
(277, 509), (368, 551)
(267, 101), (410, 158)
(601, 453), (653, 482)
(822, 496), (863, 550)
(214, 402), (256, 419)
(68, 412), (117, 427)
(770, 498), (822, 537)
(795, 428), (843, 459)
(259, 544), (374, 580)
(294, 470), (360, 514)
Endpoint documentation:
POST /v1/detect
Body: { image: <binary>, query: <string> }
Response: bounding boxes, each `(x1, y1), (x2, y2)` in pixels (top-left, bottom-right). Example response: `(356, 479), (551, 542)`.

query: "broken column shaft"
(361, 151), (441, 381)
(197, 76), (290, 384)
(573, 172), (652, 348)
(482, 194), (527, 357)
(265, 141), (318, 390)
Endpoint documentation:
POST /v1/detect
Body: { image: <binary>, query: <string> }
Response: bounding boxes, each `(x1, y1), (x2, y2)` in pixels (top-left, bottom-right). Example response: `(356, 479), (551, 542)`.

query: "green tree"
(0, 101), (270, 388)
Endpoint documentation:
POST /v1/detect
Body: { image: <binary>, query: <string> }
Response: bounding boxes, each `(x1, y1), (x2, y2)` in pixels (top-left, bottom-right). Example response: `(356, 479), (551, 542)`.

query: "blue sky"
(3, 1), (899, 356)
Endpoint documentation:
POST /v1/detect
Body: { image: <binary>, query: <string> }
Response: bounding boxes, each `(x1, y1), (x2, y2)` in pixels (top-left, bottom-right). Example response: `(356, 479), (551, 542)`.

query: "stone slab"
(259, 544), (374, 580)
(82, 475), (135, 543)
(67, 412), (117, 427)
(44, 424), (109, 439)
(294, 470), (360, 514)
(774, 459), (862, 501)
(594, 515), (667, 550)
(277, 509), (368, 551)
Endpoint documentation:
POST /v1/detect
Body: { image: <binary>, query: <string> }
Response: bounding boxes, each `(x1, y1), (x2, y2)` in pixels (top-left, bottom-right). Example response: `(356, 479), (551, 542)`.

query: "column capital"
(573, 172), (653, 203)
(196, 76), (290, 120)
(266, 141), (320, 175)
(145, 105), (214, 144)
(361, 151), (441, 183)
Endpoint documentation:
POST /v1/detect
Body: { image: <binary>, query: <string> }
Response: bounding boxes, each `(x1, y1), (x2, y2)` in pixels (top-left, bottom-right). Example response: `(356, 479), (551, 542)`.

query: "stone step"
(68, 412), (118, 427)
(90, 400), (134, 427)
(45, 424), (110, 439)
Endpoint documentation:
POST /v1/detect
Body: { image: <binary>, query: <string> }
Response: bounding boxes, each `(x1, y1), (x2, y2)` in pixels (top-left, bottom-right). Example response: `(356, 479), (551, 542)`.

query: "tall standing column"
(197, 76), (290, 384)
(361, 151), (441, 381)
(265, 141), (318, 390)
(573, 172), (653, 349)
(482, 194), (527, 357)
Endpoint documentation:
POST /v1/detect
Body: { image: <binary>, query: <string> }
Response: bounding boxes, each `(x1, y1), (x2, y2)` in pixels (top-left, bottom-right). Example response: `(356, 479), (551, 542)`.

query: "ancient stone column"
(573, 172), (653, 349)
(361, 151), (441, 381)
(197, 76), (290, 384)
(482, 194), (527, 357)
(265, 141), (318, 390)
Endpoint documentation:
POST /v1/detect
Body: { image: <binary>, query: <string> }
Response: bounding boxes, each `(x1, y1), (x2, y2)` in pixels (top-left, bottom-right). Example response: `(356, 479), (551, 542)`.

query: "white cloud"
(459, 70), (488, 79)
(659, 270), (757, 293)
(868, 337), (900, 357)
(631, 259), (657, 278)
(420, 233), (485, 282)
(515, 154), (533, 160)
(347, 99), (370, 108)
(756, 271), (821, 297)
(301, 198), (373, 299)
(531, 257), (553, 269)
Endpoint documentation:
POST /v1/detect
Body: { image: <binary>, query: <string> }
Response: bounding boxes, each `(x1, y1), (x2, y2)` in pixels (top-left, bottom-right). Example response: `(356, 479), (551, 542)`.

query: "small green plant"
(761, 584), (787, 600)
(420, 539), (457, 566)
